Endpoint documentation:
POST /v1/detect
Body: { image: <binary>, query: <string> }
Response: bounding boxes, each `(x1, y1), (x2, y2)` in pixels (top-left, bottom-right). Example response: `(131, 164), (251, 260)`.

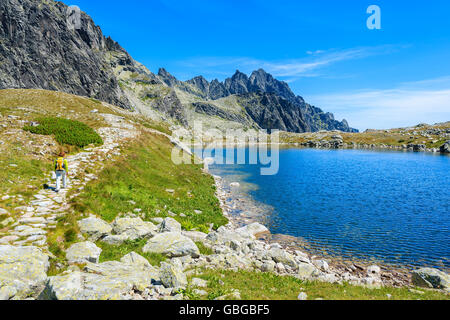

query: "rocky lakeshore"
(210, 173), (450, 292)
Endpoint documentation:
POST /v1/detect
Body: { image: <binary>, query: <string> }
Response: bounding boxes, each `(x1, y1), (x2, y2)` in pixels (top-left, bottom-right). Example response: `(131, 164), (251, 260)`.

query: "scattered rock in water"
(66, 241), (102, 264)
(142, 232), (200, 258)
(229, 182), (240, 188)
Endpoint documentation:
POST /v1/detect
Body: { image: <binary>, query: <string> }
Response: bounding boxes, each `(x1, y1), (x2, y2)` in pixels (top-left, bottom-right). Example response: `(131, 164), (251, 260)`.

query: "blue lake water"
(208, 148), (450, 270)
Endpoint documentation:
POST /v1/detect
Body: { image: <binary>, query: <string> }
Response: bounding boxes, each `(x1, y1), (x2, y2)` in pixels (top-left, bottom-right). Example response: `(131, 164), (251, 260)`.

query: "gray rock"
(412, 268), (450, 290)
(297, 292), (308, 301)
(159, 218), (182, 233)
(297, 263), (321, 280)
(160, 262), (187, 289)
(66, 241), (102, 264)
(41, 260), (158, 300)
(78, 217), (112, 241)
(182, 231), (208, 242)
(313, 259), (329, 272)
(101, 234), (129, 246)
(367, 265), (381, 276)
(0, 208), (9, 215)
(235, 223), (269, 237)
(120, 252), (152, 269)
(142, 232), (200, 258)
(191, 277), (208, 288)
(112, 217), (156, 240)
(0, 245), (49, 299)
(268, 248), (297, 269)
(440, 141), (450, 154)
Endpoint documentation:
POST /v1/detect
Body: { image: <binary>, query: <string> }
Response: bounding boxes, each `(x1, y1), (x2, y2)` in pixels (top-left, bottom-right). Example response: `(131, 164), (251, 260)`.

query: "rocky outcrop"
(78, 217), (112, 241)
(440, 141), (450, 154)
(142, 232), (200, 258)
(0, 245), (49, 299)
(161, 68), (359, 133)
(412, 268), (450, 291)
(66, 241), (102, 264)
(0, 0), (130, 108)
(40, 260), (159, 300)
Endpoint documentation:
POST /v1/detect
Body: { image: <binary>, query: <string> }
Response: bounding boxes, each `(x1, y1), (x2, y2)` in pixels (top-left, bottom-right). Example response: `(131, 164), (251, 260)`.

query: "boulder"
(40, 260), (159, 300)
(66, 241), (102, 264)
(367, 265), (381, 276)
(235, 223), (269, 237)
(101, 234), (129, 246)
(206, 227), (254, 245)
(191, 277), (208, 288)
(268, 248), (297, 269)
(412, 268), (450, 290)
(159, 262), (187, 289)
(112, 217), (156, 240)
(142, 232), (200, 258)
(78, 217), (112, 241)
(0, 246), (49, 299)
(297, 263), (321, 280)
(158, 217), (181, 233)
(313, 259), (330, 272)
(120, 252), (151, 269)
(0, 208), (9, 216)
(440, 141), (450, 154)
(182, 231), (208, 242)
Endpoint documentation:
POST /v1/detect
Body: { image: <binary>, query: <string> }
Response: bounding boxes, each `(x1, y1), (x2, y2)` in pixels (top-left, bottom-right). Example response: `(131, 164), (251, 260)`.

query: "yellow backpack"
(56, 157), (65, 171)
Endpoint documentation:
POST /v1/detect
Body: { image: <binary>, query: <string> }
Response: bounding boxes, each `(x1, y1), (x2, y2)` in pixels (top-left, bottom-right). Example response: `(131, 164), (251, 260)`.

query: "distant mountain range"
(0, 0), (358, 133)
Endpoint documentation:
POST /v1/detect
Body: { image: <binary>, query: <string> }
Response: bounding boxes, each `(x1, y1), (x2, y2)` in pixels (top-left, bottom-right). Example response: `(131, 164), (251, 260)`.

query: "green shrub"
(23, 117), (103, 148)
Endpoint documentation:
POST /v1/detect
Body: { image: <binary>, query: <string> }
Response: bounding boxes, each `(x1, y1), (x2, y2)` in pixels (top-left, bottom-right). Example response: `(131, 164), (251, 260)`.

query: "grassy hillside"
(186, 270), (448, 300)
(72, 130), (228, 232)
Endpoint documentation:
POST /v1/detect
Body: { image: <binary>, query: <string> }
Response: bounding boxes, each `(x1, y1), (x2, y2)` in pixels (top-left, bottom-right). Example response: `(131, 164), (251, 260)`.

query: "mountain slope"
(158, 68), (359, 133)
(0, 0), (357, 133)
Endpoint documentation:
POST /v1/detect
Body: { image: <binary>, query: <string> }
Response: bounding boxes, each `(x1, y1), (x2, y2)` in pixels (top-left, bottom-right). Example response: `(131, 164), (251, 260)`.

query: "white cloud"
(306, 78), (450, 131)
(175, 45), (403, 81)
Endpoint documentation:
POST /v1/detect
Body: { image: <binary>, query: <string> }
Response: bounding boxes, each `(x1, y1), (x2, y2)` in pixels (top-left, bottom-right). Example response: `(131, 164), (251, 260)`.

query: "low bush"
(24, 117), (103, 148)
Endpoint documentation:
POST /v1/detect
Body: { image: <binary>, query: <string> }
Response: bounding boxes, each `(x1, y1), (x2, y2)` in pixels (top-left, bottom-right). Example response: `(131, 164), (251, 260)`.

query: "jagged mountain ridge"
(0, 0), (357, 133)
(158, 68), (358, 133)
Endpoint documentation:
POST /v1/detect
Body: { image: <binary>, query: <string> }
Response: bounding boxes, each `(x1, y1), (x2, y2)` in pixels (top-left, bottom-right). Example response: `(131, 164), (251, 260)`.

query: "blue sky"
(68, 0), (450, 130)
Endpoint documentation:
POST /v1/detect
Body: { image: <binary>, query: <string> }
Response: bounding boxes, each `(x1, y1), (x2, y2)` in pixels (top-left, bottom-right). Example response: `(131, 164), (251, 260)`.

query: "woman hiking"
(54, 151), (68, 193)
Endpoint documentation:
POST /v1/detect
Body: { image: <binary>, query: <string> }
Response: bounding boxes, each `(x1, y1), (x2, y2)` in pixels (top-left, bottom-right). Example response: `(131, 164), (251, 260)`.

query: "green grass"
(196, 242), (214, 255)
(23, 117), (103, 148)
(72, 131), (228, 232)
(188, 270), (449, 300)
(96, 239), (166, 267)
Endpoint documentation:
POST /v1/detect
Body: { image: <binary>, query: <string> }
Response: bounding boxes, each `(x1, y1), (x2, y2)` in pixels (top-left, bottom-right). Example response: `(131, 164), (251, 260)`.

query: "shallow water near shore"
(206, 147), (450, 271)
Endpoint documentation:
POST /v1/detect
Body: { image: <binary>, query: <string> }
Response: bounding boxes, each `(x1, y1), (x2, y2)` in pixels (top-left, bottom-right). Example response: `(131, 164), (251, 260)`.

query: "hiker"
(54, 151), (68, 192)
